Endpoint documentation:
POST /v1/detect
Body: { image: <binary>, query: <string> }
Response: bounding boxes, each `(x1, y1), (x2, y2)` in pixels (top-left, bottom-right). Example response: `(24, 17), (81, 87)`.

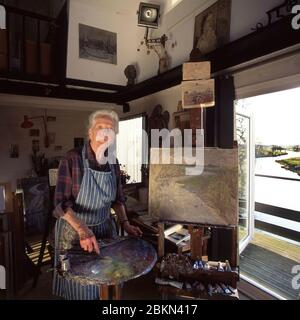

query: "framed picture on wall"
(194, 0), (231, 55)
(29, 129), (40, 137)
(79, 23), (117, 65)
(9, 144), (19, 158)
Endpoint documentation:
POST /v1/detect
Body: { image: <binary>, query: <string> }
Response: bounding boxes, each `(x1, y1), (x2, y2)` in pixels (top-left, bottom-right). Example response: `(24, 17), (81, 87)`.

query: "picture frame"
(182, 79), (215, 109)
(194, 0), (231, 55)
(29, 129), (40, 137)
(79, 23), (117, 65)
(9, 144), (19, 158)
(149, 148), (239, 227)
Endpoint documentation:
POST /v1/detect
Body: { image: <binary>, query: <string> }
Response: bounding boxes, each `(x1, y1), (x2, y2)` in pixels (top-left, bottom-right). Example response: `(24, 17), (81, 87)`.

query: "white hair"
(87, 109), (119, 134)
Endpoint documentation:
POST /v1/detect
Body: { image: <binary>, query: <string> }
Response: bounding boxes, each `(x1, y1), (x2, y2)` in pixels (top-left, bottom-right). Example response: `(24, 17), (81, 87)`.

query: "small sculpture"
(124, 65), (137, 86)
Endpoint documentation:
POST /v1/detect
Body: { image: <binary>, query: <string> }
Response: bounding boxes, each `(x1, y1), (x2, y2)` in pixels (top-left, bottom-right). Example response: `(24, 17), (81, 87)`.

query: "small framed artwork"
(32, 140), (40, 153)
(194, 0), (231, 55)
(29, 129), (40, 137)
(182, 79), (215, 109)
(74, 138), (85, 149)
(47, 116), (56, 122)
(54, 146), (62, 151)
(183, 62), (211, 81)
(48, 133), (56, 144)
(9, 144), (19, 158)
(79, 23), (117, 65)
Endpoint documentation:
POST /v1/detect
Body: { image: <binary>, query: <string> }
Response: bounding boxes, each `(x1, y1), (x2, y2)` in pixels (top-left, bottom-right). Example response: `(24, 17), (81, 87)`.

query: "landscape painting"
(149, 148), (238, 227)
(79, 24), (117, 65)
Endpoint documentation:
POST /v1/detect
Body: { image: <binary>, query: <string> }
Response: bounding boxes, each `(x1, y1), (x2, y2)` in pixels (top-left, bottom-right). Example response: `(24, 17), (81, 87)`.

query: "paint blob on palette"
(65, 237), (157, 286)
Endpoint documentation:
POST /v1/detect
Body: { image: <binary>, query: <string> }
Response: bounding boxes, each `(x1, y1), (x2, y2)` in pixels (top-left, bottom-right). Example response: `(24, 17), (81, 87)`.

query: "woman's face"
(89, 116), (116, 149)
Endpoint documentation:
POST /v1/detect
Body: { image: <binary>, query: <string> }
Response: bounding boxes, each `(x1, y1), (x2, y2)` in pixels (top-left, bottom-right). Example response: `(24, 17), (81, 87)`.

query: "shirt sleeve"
(112, 160), (126, 206)
(53, 156), (75, 218)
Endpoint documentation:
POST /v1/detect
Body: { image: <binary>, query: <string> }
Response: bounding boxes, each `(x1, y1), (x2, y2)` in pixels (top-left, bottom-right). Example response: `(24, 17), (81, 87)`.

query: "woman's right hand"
(78, 227), (100, 255)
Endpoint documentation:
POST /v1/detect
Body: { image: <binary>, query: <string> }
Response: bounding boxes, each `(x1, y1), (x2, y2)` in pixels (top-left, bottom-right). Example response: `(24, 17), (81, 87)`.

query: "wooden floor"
(26, 237), (51, 265)
(240, 229), (300, 300)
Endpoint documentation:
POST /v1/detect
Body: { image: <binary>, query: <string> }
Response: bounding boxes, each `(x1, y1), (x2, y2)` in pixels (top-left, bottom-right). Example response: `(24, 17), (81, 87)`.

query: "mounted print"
(194, 0), (231, 55)
(182, 79), (215, 109)
(149, 148), (238, 227)
(183, 62), (211, 81)
(79, 23), (117, 65)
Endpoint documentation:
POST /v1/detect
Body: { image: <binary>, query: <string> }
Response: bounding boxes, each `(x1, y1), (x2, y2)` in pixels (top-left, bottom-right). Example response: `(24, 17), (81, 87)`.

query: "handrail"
(255, 174), (300, 182)
(255, 202), (300, 223)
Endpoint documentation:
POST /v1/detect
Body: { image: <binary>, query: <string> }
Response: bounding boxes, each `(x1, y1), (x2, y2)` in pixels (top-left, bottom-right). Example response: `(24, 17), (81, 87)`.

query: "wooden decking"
(240, 229), (300, 300)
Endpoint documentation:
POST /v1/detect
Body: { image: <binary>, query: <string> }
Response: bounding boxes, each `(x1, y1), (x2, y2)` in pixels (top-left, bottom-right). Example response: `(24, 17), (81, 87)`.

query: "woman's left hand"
(123, 221), (143, 237)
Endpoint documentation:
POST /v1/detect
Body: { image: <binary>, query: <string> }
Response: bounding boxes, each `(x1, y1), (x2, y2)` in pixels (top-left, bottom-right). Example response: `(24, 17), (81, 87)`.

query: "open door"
(236, 111), (255, 253)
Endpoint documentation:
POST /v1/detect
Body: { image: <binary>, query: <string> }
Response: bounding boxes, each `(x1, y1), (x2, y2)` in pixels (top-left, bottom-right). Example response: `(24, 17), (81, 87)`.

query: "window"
(116, 115), (145, 184)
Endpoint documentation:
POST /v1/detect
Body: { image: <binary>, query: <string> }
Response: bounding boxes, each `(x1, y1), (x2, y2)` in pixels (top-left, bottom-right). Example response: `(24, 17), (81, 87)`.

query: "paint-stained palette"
(65, 237), (157, 286)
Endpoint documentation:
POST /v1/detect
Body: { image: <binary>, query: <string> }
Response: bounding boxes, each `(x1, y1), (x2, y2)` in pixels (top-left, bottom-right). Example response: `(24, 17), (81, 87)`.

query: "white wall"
(0, 105), (91, 190)
(124, 85), (182, 130)
(230, 0), (284, 42)
(67, 0), (164, 85)
(67, 0), (284, 85)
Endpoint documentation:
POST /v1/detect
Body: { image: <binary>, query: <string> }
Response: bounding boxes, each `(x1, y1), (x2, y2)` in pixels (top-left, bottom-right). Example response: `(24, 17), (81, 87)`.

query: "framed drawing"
(194, 0), (231, 55)
(182, 79), (215, 109)
(9, 144), (19, 158)
(149, 148), (238, 227)
(183, 62), (211, 81)
(79, 23), (117, 65)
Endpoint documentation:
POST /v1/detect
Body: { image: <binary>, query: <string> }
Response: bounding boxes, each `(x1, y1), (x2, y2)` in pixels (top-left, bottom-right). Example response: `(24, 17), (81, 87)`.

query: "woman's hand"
(78, 227), (100, 255)
(123, 221), (143, 237)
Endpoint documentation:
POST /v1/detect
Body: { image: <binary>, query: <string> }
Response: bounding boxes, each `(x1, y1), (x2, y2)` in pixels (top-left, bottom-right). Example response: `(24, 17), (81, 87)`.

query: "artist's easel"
(158, 222), (209, 260)
(99, 284), (122, 300)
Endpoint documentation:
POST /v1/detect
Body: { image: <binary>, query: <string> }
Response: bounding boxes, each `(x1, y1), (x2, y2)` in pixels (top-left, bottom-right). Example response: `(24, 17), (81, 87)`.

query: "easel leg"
(188, 225), (204, 260)
(158, 222), (165, 259)
(112, 284), (122, 300)
(100, 284), (109, 300)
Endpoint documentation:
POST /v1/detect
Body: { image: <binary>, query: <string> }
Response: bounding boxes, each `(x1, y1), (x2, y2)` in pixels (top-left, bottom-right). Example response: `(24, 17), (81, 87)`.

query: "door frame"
(236, 111), (255, 254)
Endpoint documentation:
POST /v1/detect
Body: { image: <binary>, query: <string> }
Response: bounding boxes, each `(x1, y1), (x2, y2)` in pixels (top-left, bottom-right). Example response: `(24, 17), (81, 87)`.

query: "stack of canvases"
(181, 61), (215, 110)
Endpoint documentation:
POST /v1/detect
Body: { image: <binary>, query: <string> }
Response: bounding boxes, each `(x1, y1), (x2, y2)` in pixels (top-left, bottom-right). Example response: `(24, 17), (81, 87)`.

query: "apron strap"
(82, 143), (90, 169)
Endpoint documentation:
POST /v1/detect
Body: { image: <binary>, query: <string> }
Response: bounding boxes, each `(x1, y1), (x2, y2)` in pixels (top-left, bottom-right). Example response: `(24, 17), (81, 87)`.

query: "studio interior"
(0, 0), (299, 302)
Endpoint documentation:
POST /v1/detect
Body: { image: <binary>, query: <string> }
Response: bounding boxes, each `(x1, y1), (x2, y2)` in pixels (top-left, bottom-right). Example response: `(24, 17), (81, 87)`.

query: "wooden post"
(158, 222), (165, 258)
(188, 225), (204, 260)
(100, 284), (109, 300)
(112, 284), (122, 300)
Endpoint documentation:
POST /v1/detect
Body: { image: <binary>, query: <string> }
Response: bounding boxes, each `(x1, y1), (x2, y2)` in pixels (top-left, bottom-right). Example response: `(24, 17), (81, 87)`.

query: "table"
(64, 237), (157, 300)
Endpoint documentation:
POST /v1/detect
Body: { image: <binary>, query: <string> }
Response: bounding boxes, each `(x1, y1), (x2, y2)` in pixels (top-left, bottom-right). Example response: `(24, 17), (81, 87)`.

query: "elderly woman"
(53, 110), (142, 300)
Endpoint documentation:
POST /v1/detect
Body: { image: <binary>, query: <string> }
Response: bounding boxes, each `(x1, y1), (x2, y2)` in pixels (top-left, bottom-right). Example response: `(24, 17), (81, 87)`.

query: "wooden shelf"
(1, 16), (299, 106)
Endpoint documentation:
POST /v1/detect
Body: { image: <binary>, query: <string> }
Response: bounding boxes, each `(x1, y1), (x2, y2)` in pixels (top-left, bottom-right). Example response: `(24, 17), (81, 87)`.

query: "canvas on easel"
(149, 148), (238, 227)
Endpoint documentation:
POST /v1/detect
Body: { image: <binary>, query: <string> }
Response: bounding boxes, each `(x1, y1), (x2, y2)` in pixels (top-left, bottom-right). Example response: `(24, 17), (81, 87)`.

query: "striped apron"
(53, 144), (117, 300)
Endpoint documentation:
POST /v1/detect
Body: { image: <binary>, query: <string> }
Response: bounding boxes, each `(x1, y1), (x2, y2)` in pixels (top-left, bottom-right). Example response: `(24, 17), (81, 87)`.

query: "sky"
(236, 87), (300, 146)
